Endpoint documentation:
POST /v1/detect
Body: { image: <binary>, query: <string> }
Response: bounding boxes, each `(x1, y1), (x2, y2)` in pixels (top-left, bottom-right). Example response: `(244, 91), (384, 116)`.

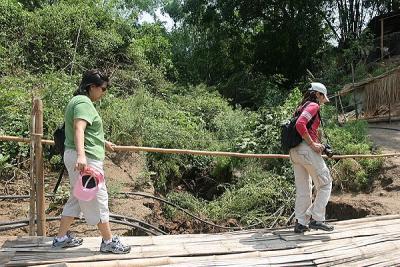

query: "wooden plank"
(330, 249), (400, 267)
(2, 215), (400, 266)
(277, 223), (400, 242)
(1, 231), (280, 251)
(302, 233), (400, 254)
(312, 239), (400, 265)
(333, 214), (400, 225)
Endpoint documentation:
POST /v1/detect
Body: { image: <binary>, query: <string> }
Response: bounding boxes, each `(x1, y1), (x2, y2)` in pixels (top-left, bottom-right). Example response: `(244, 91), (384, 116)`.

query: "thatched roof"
(368, 11), (400, 36)
(339, 65), (400, 115)
(339, 66), (400, 96)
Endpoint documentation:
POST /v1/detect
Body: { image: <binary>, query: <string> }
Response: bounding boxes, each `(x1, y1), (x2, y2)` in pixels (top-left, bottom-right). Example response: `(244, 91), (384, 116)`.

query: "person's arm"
(105, 140), (115, 152)
(301, 131), (324, 154)
(74, 119), (87, 171)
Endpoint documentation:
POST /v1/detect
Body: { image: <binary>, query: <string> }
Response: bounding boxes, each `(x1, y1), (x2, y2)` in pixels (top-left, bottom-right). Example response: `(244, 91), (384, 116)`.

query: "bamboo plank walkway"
(1, 215), (400, 266)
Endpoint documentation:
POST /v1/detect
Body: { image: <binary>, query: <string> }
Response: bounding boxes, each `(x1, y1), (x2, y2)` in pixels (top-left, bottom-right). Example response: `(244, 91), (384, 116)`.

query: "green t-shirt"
(64, 95), (105, 161)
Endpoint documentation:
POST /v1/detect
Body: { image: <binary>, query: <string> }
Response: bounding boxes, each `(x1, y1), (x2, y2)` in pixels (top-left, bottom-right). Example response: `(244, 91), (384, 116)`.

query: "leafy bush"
(331, 159), (368, 191)
(253, 87), (303, 155)
(0, 0), (28, 74)
(0, 72), (76, 165)
(0, 76), (32, 163)
(326, 120), (383, 191)
(101, 87), (257, 192)
(166, 161), (294, 226)
(23, 1), (129, 73)
(164, 191), (206, 219)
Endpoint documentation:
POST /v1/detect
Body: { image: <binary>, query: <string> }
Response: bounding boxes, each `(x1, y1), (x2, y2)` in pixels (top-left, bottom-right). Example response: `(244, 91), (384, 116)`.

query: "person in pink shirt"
(290, 82), (334, 233)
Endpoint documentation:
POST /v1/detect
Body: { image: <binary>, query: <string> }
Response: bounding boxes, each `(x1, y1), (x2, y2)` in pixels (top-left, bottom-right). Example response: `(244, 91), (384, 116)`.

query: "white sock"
(104, 239), (112, 244)
(56, 235), (68, 242)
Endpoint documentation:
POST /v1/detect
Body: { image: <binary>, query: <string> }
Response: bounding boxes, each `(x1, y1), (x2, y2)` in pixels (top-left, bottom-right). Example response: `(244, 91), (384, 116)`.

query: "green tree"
(164, 0), (328, 108)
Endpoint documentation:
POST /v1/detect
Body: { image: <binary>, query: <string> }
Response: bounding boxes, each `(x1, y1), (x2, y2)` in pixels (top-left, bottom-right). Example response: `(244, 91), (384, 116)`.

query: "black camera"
(323, 144), (334, 158)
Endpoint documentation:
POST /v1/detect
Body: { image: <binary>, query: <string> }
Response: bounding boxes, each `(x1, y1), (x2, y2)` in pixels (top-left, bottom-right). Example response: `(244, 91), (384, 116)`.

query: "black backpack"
(281, 102), (319, 153)
(52, 123), (66, 156)
(51, 122), (66, 195)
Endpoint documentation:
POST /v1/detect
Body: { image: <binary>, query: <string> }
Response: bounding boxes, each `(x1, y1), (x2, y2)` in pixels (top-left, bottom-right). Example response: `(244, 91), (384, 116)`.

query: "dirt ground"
(0, 152), (159, 238)
(329, 121), (400, 219)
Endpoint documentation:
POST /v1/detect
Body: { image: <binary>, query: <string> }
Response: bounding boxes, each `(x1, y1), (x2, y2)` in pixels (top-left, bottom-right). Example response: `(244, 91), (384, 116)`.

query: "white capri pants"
(62, 149), (110, 225)
(289, 142), (332, 225)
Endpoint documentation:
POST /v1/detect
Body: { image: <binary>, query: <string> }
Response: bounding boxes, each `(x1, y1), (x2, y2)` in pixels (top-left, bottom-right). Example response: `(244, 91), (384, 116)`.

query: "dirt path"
(329, 121), (400, 219)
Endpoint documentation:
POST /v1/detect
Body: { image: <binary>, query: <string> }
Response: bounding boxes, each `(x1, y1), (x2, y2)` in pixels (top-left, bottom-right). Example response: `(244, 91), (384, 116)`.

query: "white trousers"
(62, 149), (110, 225)
(289, 142), (332, 225)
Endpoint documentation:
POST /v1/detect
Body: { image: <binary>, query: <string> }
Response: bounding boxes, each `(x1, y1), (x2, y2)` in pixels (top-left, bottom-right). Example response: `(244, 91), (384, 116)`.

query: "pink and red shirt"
(295, 102), (321, 143)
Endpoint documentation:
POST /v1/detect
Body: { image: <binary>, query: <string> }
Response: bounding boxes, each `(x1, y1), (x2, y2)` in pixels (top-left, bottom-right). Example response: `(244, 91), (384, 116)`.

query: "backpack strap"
(306, 110), (320, 129)
(297, 101), (320, 129)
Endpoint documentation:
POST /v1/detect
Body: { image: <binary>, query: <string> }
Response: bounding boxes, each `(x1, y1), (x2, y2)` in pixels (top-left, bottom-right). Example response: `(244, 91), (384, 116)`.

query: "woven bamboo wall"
(364, 68), (400, 115)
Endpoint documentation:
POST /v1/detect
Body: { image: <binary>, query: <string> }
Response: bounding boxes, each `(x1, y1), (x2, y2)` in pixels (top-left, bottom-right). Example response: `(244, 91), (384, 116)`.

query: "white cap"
(309, 82), (329, 102)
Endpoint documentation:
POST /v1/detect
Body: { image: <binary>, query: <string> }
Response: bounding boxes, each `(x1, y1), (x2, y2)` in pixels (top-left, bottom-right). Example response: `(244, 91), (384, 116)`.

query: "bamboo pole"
(29, 101), (37, 236)
(1, 134), (400, 159)
(114, 145), (290, 158)
(338, 95), (347, 122)
(33, 98), (45, 236)
(331, 153), (400, 159)
(335, 93), (339, 123)
(351, 62), (359, 120)
(0, 135), (53, 145)
(380, 18), (384, 61)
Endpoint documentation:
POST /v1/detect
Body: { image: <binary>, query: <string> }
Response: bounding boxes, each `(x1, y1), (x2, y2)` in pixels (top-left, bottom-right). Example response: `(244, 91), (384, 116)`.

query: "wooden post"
(351, 63), (359, 119)
(29, 100), (37, 236)
(335, 94), (339, 123)
(34, 98), (46, 236)
(389, 102), (392, 124)
(338, 95), (347, 122)
(381, 18), (384, 60)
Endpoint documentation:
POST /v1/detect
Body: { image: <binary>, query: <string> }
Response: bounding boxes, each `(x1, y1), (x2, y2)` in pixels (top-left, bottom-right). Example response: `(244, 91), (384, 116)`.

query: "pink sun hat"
(73, 166), (105, 201)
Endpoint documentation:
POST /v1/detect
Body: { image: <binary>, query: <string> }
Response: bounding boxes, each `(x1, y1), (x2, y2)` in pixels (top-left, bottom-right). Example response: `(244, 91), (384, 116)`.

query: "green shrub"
(166, 161), (294, 226)
(327, 121), (382, 191)
(164, 191), (207, 219)
(0, 76), (32, 162)
(101, 87), (257, 192)
(0, 0), (28, 74)
(332, 159), (368, 191)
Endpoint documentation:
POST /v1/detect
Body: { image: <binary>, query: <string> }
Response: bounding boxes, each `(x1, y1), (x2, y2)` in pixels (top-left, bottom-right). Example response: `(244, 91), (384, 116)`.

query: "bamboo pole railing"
(1, 134), (400, 160)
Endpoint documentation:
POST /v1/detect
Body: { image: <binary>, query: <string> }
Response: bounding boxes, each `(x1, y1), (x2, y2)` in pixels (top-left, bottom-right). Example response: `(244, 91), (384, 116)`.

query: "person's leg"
(290, 145), (313, 233)
(81, 158), (130, 254)
(293, 163), (312, 226)
(52, 149), (84, 248)
(58, 150), (82, 232)
(303, 155), (331, 220)
(309, 167), (332, 222)
(303, 149), (334, 231)
(98, 221), (112, 241)
(57, 216), (75, 237)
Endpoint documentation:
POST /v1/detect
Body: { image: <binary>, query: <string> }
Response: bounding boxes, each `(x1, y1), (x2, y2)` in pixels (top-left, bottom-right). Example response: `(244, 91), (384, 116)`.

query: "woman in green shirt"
(52, 69), (130, 254)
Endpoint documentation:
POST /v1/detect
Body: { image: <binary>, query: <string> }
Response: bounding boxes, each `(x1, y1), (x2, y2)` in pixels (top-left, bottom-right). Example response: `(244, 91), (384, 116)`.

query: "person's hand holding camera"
(310, 142), (325, 154)
(323, 144), (334, 158)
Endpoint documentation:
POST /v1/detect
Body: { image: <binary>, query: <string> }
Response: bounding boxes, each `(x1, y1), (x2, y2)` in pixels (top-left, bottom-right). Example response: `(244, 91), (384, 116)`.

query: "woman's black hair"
(73, 69), (109, 96)
(299, 90), (319, 107)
